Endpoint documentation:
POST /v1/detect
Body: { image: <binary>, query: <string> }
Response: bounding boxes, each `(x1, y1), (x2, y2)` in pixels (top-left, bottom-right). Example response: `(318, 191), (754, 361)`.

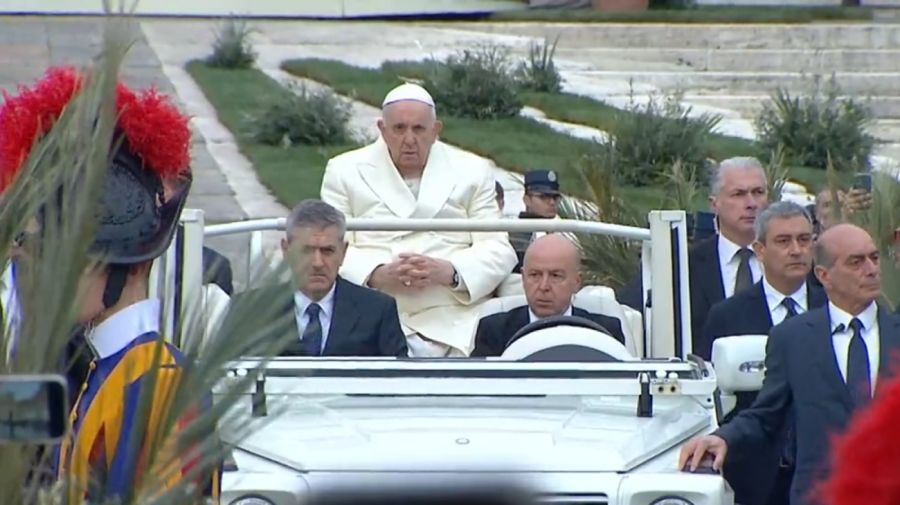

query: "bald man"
(679, 223), (900, 505)
(471, 234), (625, 357)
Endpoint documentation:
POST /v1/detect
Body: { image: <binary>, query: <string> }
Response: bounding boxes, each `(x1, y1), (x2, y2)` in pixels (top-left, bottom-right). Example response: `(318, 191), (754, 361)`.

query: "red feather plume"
(0, 65), (191, 194)
(0, 66), (82, 192)
(821, 356), (900, 505)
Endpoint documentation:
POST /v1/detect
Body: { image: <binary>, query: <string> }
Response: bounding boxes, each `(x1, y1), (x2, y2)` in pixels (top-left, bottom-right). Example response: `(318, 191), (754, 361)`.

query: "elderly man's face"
(522, 236), (582, 318)
(815, 225), (881, 311)
(281, 225), (346, 301)
(377, 101), (442, 173)
(710, 168), (768, 243)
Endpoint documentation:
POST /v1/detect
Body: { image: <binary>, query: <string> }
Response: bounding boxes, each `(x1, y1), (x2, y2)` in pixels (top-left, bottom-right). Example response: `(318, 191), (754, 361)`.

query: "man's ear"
(376, 118), (385, 135)
(280, 238), (289, 255)
(752, 240), (765, 260)
(433, 119), (443, 137)
(814, 264), (828, 286)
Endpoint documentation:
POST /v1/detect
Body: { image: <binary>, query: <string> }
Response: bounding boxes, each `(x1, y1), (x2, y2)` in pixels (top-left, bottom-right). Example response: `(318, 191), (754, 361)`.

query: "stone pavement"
(0, 16), (254, 286)
(0, 16), (245, 226)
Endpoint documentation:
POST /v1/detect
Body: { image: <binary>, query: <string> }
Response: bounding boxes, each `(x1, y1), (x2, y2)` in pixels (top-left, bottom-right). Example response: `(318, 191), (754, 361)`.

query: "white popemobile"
(156, 210), (769, 505)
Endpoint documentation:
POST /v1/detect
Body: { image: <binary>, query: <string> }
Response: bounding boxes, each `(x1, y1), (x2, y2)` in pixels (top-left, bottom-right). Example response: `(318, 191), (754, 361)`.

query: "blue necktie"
(781, 297), (799, 318)
(300, 303), (323, 356)
(846, 318), (871, 408)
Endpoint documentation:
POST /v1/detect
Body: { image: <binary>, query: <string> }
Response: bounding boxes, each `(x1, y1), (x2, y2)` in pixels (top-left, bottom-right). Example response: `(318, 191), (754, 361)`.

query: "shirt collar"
(294, 283), (337, 319)
(528, 304), (573, 323)
(87, 298), (161, 359)
(763, 277), (808, 312)
(717, 233), (750, 264)
(829, 300), (878, 334)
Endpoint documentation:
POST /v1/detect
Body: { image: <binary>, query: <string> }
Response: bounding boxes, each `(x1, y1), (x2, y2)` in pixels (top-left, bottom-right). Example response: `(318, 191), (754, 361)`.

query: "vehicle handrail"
(204, 217), (652, 241)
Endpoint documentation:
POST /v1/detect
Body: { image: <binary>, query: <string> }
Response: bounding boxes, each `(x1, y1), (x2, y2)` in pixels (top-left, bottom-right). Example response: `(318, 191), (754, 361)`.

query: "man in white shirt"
(699, 201), (828, 505)
(471, 234), (625, 356)
(225, 200), (408, 357)
(686, 156), (769, 349)
(680, 223), (900, 505)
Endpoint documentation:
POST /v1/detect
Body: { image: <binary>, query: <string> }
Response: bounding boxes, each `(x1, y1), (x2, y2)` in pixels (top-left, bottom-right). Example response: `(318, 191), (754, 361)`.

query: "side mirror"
(0, 374), (68, 444)
(711, 335), (768, 394)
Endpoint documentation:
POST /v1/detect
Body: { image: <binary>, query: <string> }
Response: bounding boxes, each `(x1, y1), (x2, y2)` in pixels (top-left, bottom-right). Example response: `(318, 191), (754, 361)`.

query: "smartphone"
(853, 172), (873, 192)
(0, 374), (68, 444)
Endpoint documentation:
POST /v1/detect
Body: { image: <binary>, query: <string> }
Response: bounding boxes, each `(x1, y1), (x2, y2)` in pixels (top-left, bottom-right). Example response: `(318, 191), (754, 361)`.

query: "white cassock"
(321, 138), (517, 356)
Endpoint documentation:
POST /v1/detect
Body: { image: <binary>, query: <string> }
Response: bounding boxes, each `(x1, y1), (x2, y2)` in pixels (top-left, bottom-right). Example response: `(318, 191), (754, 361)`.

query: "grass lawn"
(185, 61), (358, 206)
(486, 6), (875, 24)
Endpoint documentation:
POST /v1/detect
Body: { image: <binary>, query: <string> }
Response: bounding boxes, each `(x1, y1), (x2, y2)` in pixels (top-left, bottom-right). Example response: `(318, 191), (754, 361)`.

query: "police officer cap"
(524, 169), (560, 195)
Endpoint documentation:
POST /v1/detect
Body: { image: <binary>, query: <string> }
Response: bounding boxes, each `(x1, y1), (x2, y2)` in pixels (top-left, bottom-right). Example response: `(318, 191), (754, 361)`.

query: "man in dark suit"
(472, 233), (625, 357)
(680, 223), (900, 505)
(508, 169), (562, 274)
(617, 157), (769, 352)
(700, 201), (827, 505)
(227, 199), (407, 357)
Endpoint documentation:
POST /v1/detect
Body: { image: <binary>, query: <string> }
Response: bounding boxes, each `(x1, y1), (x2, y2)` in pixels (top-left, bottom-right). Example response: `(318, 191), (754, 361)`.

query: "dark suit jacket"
(508, 212), (544, 274)
(471, 306), (626, 357)
(227, 277), (408, 357)
(616, 234), (724, 354)
(687, 235), (726, 353)
(717, 306), (900, 505)
(700, 281), (828, 505)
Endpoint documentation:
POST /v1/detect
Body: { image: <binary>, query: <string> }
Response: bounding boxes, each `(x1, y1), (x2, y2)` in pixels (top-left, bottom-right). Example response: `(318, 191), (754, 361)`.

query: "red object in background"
(819, 362), (900, 505)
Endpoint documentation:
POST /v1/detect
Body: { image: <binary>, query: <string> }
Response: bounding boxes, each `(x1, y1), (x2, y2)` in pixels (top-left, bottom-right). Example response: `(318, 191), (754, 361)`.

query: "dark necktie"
(301, 303), (323, 356)
(846, 318), (871, 408)
(733, 248), (754, 295)
(781, 297), (799, 319)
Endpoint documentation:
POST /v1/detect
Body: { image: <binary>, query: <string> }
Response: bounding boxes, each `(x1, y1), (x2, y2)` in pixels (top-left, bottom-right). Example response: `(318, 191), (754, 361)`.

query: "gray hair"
(285, 199), (346, 241)
(709, 157), (767, 196)
(754, 200), (812, 243)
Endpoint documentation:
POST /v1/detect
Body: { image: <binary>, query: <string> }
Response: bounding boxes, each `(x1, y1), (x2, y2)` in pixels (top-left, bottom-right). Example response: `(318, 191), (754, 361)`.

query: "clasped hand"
(370, 253), (455, 291)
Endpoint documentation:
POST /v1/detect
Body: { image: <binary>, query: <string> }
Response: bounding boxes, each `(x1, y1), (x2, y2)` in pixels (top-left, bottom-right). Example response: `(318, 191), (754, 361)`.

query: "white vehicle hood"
(232, 395), (710, 473)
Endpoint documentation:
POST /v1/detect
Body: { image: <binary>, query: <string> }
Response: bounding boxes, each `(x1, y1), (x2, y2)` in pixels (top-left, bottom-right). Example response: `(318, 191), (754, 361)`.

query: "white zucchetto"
(382, 83), (435, 109)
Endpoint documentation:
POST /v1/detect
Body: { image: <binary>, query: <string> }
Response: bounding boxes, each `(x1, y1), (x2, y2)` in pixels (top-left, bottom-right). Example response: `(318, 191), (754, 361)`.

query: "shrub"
(516, 36), (563, 93)
(206, 17), (256, 69)
(562, 144), (642, 289)
(252, 83), (353, 146)
(755, 76), (875, 172)
(424, 44), (523, 120)
(612, 89), (722, 187)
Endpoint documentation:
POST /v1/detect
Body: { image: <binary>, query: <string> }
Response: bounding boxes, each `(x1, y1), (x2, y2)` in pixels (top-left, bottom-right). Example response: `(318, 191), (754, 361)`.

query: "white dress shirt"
(528, 304), (573, 323)
(294, 285), (336, 353)
(763, 278), (808, 326)
(87, 298), (161, 359)
(829, 301), (880, 393)
(717, 234), (763, 298)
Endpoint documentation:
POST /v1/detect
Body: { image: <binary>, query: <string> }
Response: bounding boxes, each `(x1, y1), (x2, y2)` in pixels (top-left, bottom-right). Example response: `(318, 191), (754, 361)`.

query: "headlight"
(649, 497), (695, 505)
(229, 496), (275, 505)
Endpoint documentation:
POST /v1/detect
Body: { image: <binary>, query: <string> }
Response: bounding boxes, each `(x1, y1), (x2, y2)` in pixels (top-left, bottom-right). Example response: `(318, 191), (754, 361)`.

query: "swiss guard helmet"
(0, 66), (192, 309)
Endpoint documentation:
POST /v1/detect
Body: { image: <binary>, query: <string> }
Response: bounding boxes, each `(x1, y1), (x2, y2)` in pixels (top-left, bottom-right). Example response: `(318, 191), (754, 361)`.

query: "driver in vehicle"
(471, 234), (625, 357)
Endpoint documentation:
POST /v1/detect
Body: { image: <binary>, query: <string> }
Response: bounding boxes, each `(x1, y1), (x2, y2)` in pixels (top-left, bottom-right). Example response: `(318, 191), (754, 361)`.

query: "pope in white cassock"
(320, 83), (517, 357)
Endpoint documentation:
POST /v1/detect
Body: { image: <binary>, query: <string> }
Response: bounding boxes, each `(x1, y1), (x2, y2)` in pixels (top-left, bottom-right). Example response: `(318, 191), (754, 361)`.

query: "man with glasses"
(509, 170), (564, 274)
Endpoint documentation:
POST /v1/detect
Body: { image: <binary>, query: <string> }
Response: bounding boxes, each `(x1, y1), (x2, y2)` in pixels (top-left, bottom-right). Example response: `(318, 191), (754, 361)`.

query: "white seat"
(500, 326), (634, 361)
(479, 286), (642, 357)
